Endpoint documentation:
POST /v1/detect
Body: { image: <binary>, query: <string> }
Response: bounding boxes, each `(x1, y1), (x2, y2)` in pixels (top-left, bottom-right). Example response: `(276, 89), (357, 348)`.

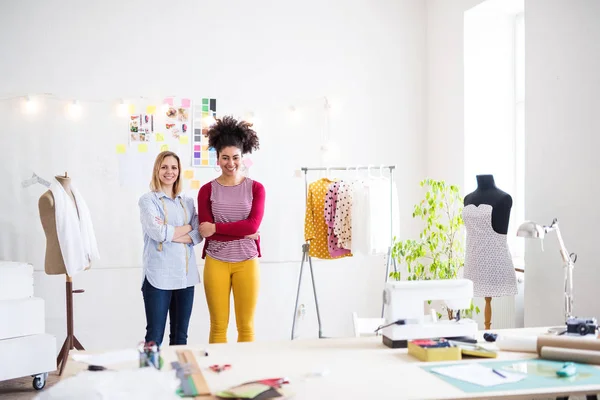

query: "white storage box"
(0, 261), (34, 300)
(0, 297), (45, 340)
(0, 334), (56, 381)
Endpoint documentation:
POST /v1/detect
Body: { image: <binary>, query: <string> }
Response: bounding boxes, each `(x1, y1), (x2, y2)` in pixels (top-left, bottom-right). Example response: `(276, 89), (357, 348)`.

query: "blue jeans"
(141, 278), (195, 346)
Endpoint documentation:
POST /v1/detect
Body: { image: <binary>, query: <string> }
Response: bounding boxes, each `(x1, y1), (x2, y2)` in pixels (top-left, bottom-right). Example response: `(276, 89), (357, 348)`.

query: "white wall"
(524, 0), (600, 327)
(0, 0), (427, 350)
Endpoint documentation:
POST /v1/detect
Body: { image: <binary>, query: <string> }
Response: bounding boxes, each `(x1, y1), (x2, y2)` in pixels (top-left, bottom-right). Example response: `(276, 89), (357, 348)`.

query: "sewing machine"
(381, 279), (478, 348)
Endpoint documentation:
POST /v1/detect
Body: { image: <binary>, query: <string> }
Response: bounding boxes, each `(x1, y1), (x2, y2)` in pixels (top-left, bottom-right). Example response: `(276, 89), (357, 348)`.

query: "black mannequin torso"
(463, 175), (513, 235)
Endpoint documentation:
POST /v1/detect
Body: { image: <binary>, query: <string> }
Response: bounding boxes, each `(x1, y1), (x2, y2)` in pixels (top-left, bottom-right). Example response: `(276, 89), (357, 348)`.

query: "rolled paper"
(540, 346), (600, 365)
(537, 335), (600, 354)
(496, 335), (539, 353)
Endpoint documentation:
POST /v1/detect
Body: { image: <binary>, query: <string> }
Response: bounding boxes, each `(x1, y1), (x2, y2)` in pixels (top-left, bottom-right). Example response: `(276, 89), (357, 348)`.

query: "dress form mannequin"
(463, 175), (512, 235)
(38, 172), (85, 375)
(39, 174), (85, 275)
(463, 175), (517, 330)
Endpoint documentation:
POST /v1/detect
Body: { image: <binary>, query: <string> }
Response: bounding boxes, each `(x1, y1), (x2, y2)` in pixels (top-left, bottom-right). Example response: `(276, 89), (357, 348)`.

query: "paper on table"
(72, 349), (138, 366)
(431, 363), (526, 387)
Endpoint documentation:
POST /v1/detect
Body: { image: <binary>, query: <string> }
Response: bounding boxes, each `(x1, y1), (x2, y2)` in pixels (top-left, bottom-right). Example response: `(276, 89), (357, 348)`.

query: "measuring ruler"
(176, 349), (212, 397)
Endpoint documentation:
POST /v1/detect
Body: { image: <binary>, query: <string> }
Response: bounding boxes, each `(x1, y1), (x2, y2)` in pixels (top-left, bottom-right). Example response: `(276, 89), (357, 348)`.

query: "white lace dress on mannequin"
(462, 204), (517, 297)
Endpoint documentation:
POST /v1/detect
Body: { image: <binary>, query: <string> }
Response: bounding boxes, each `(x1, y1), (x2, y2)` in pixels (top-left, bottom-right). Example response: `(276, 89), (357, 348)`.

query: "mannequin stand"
(56, 276), (85, 375)
(484, 297), (492, 330)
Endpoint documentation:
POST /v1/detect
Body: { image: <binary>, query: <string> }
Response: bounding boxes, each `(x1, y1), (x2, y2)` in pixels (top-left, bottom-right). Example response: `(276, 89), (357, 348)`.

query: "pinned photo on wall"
(163, 98), (191, 142)
(129, 113), (154, 142)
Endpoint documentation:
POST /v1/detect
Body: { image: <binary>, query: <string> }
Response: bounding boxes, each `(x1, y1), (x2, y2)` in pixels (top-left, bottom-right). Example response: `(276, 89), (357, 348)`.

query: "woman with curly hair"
(197, 115), (265, 343)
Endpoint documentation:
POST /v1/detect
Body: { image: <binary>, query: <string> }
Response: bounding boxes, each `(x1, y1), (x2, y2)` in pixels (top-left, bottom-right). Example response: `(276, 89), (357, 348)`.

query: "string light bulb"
(116, 99), (129, 117)
(67, 100), (82, 119)
(22, 95), (37, 114)
(245, 111), (260, 126)
(324, 96), (342, 117)
(289, 105), (301, 121)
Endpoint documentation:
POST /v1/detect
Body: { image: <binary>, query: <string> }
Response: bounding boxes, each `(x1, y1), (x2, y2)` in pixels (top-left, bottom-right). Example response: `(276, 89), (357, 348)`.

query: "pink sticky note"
(181, 98), (191, 108)
(243, 158), (254, 168)
(194, 145), (201, 151)
(163, 97), (174, 106)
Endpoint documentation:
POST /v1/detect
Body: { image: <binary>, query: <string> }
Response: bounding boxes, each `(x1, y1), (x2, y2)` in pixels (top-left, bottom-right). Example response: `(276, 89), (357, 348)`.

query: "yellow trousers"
(203, 255), (260, 343)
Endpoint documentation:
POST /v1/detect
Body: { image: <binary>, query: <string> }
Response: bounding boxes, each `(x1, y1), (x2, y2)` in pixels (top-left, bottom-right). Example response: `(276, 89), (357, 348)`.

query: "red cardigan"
(197, 179), (265, 259)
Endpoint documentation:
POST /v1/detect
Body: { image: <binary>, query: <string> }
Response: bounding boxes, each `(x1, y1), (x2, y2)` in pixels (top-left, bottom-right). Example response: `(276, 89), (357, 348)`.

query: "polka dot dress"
(324, 181), (351, 257)
(462, 204), (518, 297)
(304, 178), (352, 260)
(333, 180), (354, 249)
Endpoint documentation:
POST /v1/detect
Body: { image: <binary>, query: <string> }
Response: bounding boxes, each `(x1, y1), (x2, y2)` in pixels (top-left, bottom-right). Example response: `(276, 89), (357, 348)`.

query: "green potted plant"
(389, 178), (480, 319)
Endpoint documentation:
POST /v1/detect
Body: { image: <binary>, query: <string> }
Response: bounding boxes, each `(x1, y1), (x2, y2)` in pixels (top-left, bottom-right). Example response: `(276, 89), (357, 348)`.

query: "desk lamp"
(517, 218), (577, 331)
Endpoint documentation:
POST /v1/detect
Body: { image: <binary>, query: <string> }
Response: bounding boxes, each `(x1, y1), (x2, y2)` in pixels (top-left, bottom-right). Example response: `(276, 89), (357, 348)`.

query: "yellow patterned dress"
(304, 178), (353, 260)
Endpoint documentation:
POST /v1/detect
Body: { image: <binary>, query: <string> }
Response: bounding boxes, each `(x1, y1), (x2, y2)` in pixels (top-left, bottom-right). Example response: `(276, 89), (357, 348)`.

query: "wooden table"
(61, 327), (600, 399)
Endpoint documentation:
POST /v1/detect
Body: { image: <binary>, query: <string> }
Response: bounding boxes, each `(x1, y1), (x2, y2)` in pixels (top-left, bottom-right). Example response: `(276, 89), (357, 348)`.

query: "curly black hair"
(206, 115), (260, 155)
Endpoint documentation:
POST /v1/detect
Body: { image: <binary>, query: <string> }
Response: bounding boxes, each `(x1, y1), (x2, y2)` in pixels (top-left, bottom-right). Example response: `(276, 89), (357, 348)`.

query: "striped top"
(206, 178), (259, 262)
(138, 191), (202, 290)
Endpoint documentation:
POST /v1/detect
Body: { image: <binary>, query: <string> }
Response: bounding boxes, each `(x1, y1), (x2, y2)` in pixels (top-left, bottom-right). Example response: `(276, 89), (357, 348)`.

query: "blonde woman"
(138, 151), (202, 346)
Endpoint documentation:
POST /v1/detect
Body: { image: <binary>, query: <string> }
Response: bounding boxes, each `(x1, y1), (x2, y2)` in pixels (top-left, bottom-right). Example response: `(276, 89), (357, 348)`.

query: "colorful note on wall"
(138, 143), (148, 153)
(192, 98), (218, 167)
(191, 180), (200, 189)
(116, 144), (126, 154)
(184, 170), (194, 180)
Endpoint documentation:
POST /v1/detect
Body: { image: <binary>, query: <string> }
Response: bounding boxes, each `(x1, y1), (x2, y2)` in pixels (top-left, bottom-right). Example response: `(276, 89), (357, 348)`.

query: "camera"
(566, 316), (598, 336)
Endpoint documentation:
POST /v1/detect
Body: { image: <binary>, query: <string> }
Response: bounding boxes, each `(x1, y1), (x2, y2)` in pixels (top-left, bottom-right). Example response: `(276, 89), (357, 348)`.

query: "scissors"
(209, 364), (231, 373)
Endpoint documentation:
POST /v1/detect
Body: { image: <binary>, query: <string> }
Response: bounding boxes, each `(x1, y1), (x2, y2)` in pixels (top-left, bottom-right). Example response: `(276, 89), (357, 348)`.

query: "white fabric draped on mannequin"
(50, 178), (100, 276)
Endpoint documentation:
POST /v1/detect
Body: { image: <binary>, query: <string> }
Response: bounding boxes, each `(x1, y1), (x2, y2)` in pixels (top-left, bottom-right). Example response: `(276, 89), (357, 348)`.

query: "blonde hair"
(150, 151), (182, 195)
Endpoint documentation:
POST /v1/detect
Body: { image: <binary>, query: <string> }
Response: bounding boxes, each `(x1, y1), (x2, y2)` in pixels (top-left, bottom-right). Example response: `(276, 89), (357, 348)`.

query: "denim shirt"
(138, 191), (202, 290)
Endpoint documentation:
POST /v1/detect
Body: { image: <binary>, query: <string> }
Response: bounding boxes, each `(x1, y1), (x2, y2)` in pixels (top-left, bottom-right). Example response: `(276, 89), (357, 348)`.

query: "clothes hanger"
(343, 165), (350, 183)
(378, 164), (389, 181)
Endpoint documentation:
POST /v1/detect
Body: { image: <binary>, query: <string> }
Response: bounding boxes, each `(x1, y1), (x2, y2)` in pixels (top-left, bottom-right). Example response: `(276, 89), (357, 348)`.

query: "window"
(464, 2), (525, 267)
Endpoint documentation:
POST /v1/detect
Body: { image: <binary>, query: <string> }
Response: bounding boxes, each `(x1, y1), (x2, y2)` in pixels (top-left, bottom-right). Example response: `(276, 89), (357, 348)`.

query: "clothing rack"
(291, 165), (397, 340)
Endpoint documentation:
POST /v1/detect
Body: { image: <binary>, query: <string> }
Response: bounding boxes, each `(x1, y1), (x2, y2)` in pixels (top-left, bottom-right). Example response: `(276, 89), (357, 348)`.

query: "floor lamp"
(517, 218), (577, 332)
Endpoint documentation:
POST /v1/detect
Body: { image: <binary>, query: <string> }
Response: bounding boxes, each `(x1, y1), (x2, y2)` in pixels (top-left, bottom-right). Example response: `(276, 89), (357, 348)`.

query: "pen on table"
(492, 369), (506, 378)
